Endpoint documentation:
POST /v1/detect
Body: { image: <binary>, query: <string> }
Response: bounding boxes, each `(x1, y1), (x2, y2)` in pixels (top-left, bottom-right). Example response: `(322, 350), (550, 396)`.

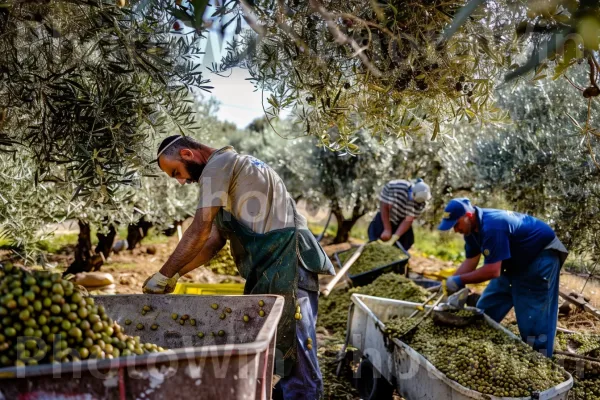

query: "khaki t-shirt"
(197, 146), (308, 233)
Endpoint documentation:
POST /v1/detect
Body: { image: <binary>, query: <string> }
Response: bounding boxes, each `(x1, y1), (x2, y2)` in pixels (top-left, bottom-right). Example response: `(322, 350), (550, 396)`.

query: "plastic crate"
(0, 294), (283, 400)
(423, 267), (489, 290)
(173, 282), (245, 295)
(348, 294), (573, 400)
(334, 241), (410, 287)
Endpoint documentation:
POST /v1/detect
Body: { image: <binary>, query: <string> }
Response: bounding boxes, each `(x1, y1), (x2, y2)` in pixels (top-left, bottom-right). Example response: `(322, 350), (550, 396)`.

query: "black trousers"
(367, 212), (414, 251)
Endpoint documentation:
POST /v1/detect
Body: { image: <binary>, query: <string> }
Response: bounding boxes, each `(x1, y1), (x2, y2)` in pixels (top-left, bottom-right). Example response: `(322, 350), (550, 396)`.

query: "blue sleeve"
(482, 229), (511, 264)
(465, 236), (480, 259)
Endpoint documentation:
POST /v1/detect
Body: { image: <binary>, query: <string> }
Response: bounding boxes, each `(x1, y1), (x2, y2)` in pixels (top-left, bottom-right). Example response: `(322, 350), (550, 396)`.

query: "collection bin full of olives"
(346, 294), (573, 400)
(0, 288), (283, 400)
(334, 241), (410, 287)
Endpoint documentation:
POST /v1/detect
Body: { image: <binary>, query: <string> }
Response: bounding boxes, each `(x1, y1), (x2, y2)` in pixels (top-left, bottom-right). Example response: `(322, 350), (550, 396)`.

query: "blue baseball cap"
(438, 198), (474, 231)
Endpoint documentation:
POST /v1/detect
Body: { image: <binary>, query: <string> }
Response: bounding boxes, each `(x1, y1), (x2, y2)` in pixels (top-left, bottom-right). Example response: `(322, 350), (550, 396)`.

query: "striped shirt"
(380, 180), (426, 224)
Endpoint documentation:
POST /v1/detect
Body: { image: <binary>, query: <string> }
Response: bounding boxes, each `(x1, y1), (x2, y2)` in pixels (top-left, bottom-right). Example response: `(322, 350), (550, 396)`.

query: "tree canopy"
(186, 0), (600, 157)
(0, 0), (207, 206)
(470, 63), (600, 261)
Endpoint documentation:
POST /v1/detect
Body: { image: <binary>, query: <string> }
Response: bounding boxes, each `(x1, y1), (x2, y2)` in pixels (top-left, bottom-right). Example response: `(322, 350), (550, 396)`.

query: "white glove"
(447, 288), (470, 309)
(143, 272), (180, 294)
(378, 234), (400, 246)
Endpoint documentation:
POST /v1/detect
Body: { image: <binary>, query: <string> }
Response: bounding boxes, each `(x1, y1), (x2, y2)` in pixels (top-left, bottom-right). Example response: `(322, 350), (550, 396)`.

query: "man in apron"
(439, 198), (568, 357)
(142, 135), (335, 399)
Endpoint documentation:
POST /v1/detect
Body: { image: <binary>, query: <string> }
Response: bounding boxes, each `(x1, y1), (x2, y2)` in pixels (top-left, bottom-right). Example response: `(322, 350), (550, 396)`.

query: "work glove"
(447, 288), (470, 309)
(142, 272), (180, 294)
(445, 275), (465, 295)
(377, 234), (400, 246)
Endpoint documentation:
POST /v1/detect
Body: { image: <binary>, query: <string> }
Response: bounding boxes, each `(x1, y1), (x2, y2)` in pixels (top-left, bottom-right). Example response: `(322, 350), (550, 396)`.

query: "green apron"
(215, 209), (324, 373)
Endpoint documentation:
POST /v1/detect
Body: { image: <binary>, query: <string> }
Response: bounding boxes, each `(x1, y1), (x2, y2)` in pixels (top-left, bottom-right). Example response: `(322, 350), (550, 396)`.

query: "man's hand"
(143, 272), (180, 294)
(380, 229), (393, 242)
(378, 233), (400, 246)
(445, 275), (465, 295)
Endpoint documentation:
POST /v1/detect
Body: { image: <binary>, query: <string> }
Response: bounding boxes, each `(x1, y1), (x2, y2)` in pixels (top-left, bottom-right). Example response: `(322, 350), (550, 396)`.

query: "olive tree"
(168, 0), (600, 166)
(471, 63), (600, 263)
(210, 0), (516, 152)
(0, 154), (70, 262)
(0, 94), (237, 269)
(0, 0), (208, 207)
(0, 0), (212, 268)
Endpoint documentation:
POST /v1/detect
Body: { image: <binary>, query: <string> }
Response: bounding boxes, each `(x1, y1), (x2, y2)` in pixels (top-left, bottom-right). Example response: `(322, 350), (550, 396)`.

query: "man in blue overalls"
(142, 135), (335, 399)
(439, 198), (568, 357)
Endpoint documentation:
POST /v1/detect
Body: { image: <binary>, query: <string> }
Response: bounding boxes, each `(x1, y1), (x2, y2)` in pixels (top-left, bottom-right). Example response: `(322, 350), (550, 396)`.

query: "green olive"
(19, 309), (30, 321)
(69, 327), (83, 338)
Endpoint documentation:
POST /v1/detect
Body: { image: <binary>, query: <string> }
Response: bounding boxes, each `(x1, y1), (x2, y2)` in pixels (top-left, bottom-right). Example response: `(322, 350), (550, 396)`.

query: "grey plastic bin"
(347, 294), (573, 400)
(0, 294), (284, 400)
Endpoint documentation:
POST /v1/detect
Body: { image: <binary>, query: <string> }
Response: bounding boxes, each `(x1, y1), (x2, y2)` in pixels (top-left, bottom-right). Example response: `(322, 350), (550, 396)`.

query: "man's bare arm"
(381, 201), (393, 232)
(460, 261), (501, 284)
(394, 216), (415, 238)
(159, 206), (220, 278)
(454, 255), (481, 275)
(178, 224), (226, 276)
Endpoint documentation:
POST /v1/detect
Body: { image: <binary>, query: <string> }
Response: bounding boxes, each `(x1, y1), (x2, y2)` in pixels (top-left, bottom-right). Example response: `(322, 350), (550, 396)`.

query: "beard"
(183, 159), (206, 183)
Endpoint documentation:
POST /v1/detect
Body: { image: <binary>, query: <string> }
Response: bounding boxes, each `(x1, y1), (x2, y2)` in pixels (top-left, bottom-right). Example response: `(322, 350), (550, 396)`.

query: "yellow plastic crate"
(423, 267), (489, 290)
(173, 282), (245, 295)
(422, 267), (458, 281)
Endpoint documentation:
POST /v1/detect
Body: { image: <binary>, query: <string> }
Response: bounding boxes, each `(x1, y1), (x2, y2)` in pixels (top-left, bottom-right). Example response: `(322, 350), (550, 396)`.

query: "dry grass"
(560, 272), (600, 308)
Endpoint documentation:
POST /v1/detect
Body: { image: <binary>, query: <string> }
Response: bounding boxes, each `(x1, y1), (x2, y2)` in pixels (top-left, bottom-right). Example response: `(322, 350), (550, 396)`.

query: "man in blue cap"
(439, 198), (568, 357)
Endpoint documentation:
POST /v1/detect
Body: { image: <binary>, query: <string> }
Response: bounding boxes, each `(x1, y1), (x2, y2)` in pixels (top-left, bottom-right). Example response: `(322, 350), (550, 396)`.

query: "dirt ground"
(44, 235), (244, 295)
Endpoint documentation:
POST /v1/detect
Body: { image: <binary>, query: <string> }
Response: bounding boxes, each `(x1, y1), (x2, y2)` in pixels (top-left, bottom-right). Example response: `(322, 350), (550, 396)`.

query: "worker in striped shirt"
(368, 179), (431, 250)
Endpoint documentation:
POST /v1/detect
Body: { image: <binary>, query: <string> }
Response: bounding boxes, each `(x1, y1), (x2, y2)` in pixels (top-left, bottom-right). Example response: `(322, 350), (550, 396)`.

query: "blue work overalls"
(465, 208), (568, 357)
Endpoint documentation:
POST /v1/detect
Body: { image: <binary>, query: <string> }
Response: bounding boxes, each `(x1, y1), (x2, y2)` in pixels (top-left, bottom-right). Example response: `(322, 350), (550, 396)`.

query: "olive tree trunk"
(63, 220), (103, 275)
(331, 201), (367, 244)
(126, 217), (153, 250)
(95, 222), (117, 260)
(163, 220), (183, 237)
